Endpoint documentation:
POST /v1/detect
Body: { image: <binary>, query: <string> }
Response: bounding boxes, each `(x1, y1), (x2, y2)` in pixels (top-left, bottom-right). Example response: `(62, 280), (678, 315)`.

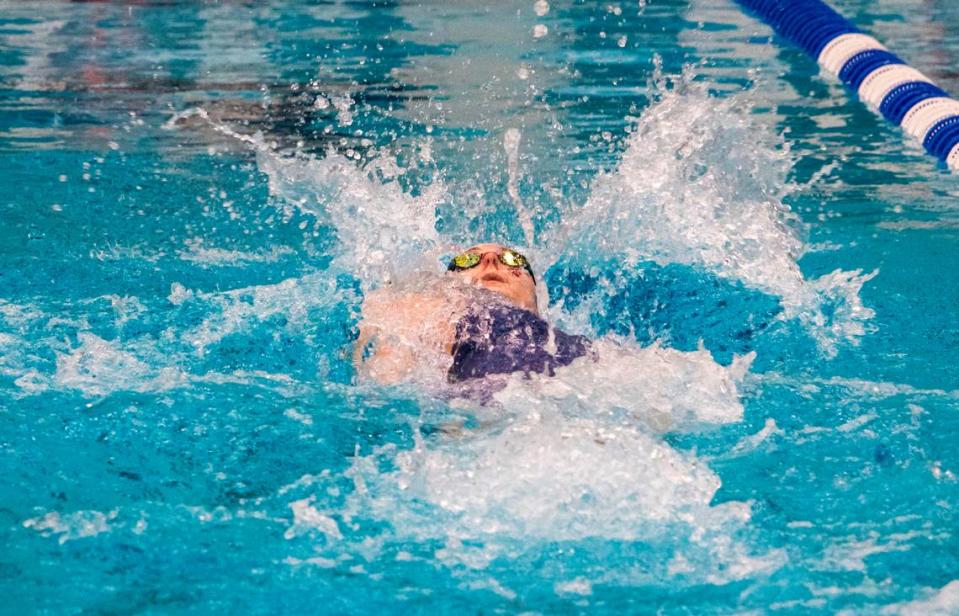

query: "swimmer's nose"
(479, 251), (500, 268)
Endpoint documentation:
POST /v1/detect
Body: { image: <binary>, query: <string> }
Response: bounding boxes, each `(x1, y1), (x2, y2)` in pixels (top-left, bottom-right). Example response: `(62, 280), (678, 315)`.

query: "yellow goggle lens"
(500, 249), (527, 268)
(452, 252), (481, 269)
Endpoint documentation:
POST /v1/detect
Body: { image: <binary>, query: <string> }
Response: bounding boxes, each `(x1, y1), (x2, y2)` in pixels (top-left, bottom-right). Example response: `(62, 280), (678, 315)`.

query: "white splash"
(555, 578), (592, 596)
(503, 127), (534, 246)
(23, 509), (117, 544)
(166, 106), (443, 289)
(546, 81), (876, 354)
(366, 341), (754, 541)
(253, 143), (443, 288)
(178, 237), (295, 266)
(285, 497), (342, 543)
(163, 103), (795, 590)
(53, 333), (187, 397)
(331, 93), (354, 127)
(15, 318), (315, 398)
(382, 415), (728, 541)
(168, 272), (353, 354)
(882, 580), (959, 615)
(757, 373), (959, 400)
(491, 338), (754, 430)
(286, 338), (783, 586)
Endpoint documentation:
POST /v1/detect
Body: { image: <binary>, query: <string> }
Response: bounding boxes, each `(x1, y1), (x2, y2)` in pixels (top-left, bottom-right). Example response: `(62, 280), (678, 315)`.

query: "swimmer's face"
(449, 243), (538, 313)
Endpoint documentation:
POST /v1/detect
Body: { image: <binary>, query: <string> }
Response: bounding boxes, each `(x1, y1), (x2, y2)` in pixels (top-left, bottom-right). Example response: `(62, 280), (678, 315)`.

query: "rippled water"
(3, 0), (959, 613)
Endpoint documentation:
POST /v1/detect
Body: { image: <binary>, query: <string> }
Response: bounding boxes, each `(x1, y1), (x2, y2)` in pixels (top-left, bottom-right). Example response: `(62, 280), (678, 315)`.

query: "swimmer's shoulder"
(360, 282), (468, 329)
(354, 284), (469, 383)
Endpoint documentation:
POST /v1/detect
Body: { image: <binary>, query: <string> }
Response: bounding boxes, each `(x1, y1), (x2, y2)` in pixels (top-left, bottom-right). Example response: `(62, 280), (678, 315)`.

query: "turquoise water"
(3, 0), (959, 613)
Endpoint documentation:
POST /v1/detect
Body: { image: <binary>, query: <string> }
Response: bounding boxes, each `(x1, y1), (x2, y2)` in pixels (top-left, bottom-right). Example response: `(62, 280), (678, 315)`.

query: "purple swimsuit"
(448, 304), (591, 383)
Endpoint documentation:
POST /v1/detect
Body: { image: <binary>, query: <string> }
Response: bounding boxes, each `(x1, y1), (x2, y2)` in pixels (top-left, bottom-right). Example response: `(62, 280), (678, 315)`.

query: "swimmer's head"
(447, 243), (538, 313)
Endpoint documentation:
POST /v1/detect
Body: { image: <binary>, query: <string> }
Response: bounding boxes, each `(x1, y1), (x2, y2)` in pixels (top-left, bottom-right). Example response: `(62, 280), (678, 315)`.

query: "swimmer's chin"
(463, 277), (537, 313)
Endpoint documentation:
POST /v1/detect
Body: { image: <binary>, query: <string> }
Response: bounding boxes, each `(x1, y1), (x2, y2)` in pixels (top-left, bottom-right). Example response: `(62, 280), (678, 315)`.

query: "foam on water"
(22, 509), (117, 545)
(23, 331), (310, 398)
(3, 270), (355, 397)
(881, 580), (959, 616)
(488, 338), (754, 430)
(177, 238), (295, 266)
(167, 271), (353, 354)
(758, 372), (959, 401)
(276, 339), (783, 589)
(53, 332), (187, 397)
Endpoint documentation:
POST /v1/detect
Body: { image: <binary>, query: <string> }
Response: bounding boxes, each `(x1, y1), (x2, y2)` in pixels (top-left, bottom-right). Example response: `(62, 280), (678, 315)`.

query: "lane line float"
(735, 0), (959, 169)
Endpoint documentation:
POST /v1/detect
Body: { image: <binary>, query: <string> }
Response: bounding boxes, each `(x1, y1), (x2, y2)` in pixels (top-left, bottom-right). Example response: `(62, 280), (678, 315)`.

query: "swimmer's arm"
(353, 289), (464, 383)
(353, 289), (417, 384)
(353, 288), (465, 383)
(353, 289), (458, 384)
(353, 322), (417, 385)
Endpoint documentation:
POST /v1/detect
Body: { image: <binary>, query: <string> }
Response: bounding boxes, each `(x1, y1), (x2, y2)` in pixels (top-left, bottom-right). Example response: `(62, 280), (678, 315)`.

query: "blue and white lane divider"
(735, 0), (959, 169)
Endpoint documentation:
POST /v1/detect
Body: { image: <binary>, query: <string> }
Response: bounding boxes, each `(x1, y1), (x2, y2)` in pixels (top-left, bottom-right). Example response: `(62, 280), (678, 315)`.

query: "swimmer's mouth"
(480, 273), (507, 284)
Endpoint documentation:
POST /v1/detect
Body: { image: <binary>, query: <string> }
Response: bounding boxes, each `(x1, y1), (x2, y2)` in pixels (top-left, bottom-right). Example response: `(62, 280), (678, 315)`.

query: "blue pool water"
(3, 0), (959, 613)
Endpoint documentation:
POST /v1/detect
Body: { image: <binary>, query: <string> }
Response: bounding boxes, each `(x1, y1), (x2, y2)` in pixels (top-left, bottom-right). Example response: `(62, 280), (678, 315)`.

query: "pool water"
(3, 0), (959, 613)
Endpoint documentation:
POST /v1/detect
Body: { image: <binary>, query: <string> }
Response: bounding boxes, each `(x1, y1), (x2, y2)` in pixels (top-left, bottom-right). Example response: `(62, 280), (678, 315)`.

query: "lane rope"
(735, 0), (959, 169)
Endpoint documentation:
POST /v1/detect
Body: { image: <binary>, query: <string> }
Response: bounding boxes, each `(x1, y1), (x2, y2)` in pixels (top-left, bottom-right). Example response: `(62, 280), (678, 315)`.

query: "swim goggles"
(447, 248), (536, 284)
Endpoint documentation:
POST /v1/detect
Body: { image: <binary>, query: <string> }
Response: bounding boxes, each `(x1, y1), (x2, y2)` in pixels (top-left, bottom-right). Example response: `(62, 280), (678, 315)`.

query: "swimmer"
(354, 243), (591, 386)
